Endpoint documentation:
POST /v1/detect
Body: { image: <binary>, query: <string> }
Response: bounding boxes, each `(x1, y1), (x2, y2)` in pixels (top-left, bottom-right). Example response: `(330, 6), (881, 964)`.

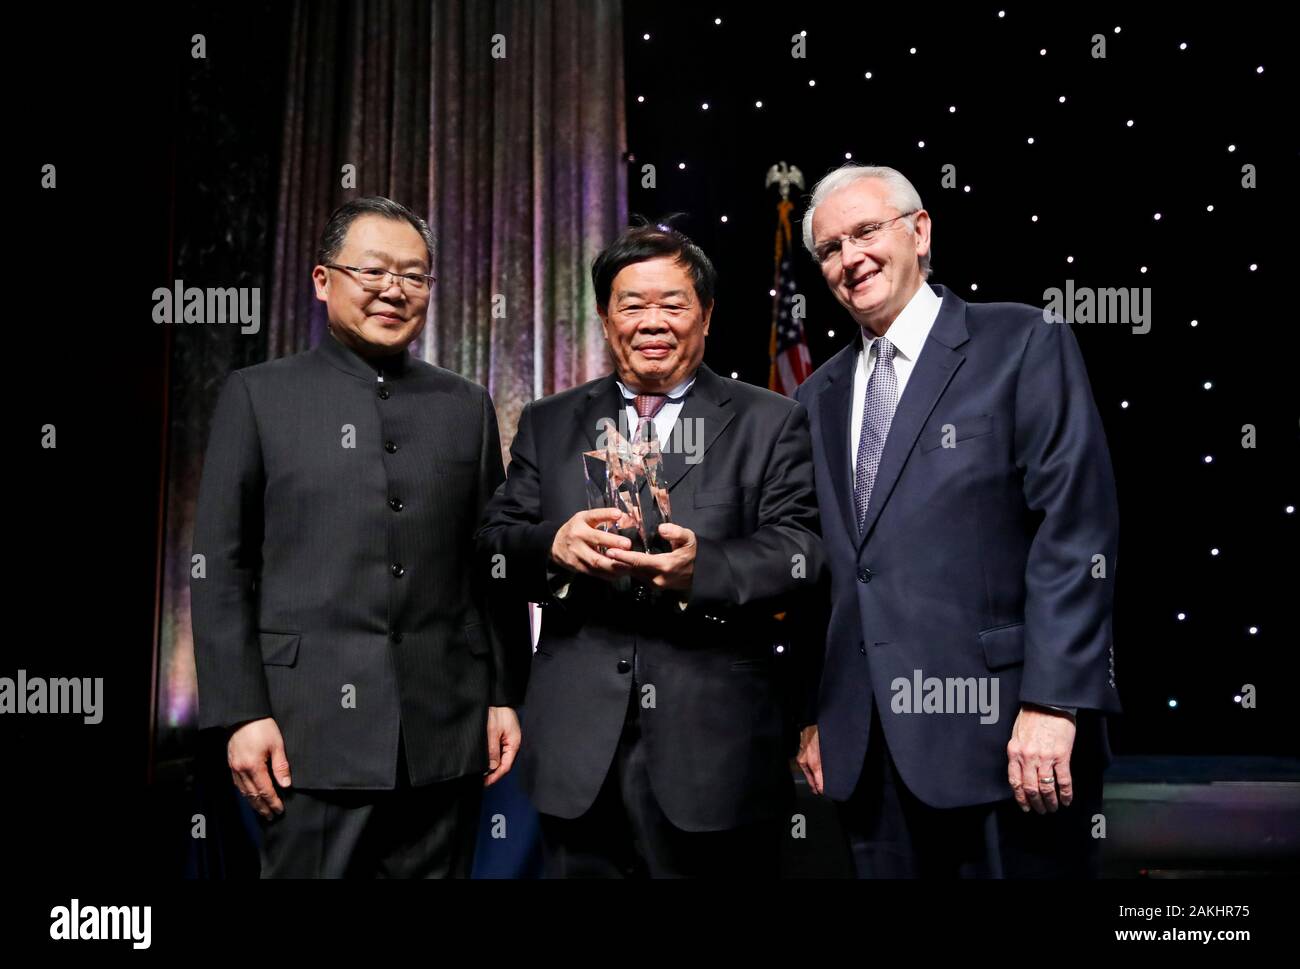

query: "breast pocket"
(920, 414), (994, 453)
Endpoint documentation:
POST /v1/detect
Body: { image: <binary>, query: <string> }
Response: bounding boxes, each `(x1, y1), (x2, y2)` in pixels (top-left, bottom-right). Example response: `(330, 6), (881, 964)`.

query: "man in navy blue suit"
(793, 164), (1120, 877)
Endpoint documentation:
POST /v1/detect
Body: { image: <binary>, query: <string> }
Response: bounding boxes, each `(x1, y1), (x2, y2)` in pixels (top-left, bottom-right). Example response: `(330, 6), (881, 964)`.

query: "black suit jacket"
(190, 331), (530, 789)
(476, 364), (826, 832)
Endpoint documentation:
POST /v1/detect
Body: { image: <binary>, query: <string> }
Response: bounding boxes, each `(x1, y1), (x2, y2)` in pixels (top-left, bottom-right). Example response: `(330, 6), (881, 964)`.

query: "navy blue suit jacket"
(794, 283), (1120, 808)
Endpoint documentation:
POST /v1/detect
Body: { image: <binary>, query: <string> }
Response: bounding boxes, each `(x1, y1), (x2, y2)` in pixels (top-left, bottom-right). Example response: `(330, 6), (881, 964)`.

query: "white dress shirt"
(616, 371), (697, 444)
(850, 282), (943, 476)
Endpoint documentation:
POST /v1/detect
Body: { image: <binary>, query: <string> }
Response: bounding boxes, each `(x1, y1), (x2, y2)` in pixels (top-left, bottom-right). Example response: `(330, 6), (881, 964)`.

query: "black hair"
(591, 214), (717, 311)
(315, 196), (435, 268)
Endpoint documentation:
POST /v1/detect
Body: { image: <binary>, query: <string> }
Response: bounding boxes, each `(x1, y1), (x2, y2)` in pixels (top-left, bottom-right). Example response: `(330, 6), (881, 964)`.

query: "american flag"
(768, 198), (813, 395)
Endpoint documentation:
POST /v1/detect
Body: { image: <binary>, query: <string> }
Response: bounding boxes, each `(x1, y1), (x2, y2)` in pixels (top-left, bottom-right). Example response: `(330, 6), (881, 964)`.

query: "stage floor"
(781, 756), (1300, 878)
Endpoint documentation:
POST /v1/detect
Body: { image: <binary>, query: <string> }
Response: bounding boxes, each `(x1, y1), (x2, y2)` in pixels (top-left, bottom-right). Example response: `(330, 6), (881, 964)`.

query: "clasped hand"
(550, 508), (696, 592)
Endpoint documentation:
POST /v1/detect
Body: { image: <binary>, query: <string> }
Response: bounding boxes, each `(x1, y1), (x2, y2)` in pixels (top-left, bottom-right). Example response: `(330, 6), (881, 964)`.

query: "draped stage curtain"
(270, 0), (626, 446)
(157, 0), (627, 772)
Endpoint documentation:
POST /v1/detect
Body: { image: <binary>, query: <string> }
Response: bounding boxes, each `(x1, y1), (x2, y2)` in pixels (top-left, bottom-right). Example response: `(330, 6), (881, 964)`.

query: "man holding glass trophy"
(478, 221), (825, 877)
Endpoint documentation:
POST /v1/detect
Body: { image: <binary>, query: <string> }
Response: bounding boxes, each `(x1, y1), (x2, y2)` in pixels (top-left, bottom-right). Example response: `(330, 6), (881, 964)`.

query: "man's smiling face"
(811, 177), (931, 335)
(599, 255), (712, 393)
(311, 214), (430, 356)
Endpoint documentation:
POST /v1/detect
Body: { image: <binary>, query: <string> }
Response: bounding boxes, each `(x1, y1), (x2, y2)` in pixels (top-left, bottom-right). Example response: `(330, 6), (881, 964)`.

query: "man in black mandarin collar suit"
(794, 165), (1120, 878)
(476, 223), (826, 877)
(191, 197), (529, 877)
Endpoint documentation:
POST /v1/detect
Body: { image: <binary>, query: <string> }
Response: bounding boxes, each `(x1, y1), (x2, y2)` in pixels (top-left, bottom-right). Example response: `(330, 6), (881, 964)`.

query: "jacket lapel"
(576, 374), (626, 453)
(856, 286), (970, 550)
(661, 364), (734, 492)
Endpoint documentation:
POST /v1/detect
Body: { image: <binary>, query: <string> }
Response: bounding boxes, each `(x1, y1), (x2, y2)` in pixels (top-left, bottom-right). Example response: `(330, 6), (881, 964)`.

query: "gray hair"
(316, 196), (435, 269)
(801, 164), (931, 278)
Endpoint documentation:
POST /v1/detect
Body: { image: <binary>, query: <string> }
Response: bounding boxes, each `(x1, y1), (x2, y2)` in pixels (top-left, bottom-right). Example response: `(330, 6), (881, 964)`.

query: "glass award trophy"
(582, 416), (673, 554)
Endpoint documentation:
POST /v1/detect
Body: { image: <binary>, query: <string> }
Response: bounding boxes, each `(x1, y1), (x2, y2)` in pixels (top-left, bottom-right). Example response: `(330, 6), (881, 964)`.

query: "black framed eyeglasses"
(325, 264), (436, 292)
(813, 211), (918, 264)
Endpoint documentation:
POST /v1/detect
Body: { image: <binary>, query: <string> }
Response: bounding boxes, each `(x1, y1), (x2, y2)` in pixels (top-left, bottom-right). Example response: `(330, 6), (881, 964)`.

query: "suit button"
(378, 387), (391, 400)
(391, 563), (405, 577)
(388, 497), (403, 512)
(390, 630), (403, 644)
(384, 441), (398, 453)
(859, 644), (867, 655)
(857, 568), (874, 583)
(617, 659), (631, 674)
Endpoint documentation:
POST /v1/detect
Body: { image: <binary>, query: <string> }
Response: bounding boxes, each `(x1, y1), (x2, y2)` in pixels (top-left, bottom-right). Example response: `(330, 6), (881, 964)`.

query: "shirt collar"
(615, 370), (698, 402)
(317, 327), (413, 380)
(859, 281), (942, 363)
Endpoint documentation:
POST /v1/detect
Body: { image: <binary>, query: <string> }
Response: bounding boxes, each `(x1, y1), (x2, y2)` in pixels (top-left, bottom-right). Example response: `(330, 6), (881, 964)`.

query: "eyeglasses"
(812, 211), (918, 265)
(325, 264), (436, 292)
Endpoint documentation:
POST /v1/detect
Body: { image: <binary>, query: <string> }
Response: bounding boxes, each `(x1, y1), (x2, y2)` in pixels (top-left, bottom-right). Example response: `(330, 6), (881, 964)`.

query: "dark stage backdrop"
(618, 2), (1296, 756)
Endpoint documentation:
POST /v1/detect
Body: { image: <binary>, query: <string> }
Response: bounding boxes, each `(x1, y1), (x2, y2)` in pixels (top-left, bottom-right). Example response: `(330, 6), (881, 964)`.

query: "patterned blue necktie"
(853, 337), (899, 530)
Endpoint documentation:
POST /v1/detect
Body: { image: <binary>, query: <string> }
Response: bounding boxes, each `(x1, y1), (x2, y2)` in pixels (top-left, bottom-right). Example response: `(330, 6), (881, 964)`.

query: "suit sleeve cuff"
(545, 566), (572, 600)
(1028, 702), (1077, 718)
